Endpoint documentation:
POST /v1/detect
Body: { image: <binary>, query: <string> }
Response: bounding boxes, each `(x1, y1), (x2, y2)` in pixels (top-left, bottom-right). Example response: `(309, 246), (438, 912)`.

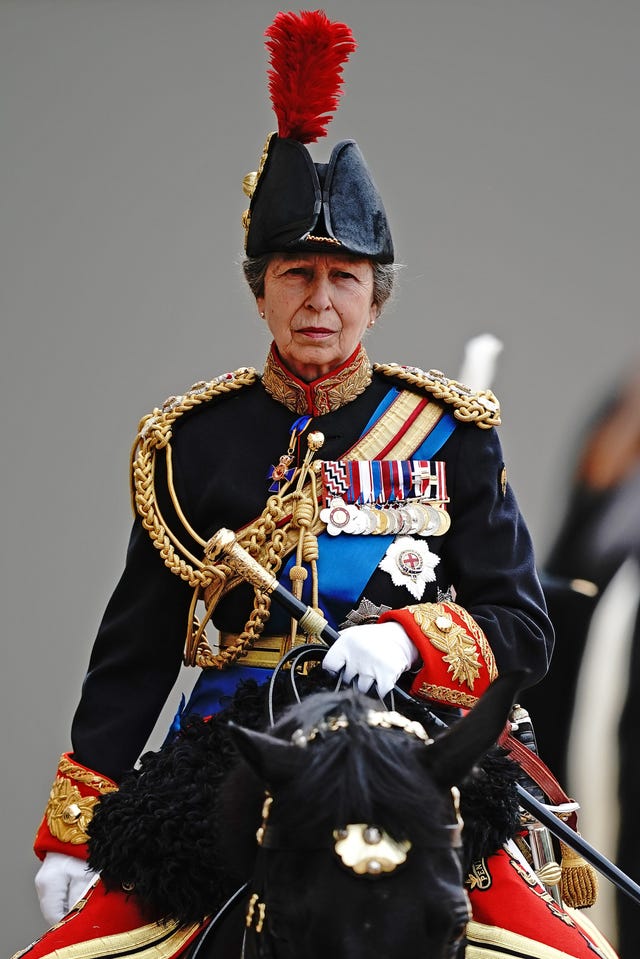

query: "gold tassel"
(560, 840), (599, 908)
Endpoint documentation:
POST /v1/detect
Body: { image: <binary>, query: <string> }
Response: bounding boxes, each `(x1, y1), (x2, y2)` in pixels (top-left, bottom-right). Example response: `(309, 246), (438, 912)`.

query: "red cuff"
(34, 753), (118, 861)
(379, 602), (498, 709)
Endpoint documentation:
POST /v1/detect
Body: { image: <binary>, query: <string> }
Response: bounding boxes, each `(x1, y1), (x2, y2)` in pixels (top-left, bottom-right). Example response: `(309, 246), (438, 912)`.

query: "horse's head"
(222, 672), (524, 959)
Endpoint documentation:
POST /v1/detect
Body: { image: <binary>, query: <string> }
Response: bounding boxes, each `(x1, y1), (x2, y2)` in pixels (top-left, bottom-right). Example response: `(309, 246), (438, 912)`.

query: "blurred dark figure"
(523, 363), (640, 958)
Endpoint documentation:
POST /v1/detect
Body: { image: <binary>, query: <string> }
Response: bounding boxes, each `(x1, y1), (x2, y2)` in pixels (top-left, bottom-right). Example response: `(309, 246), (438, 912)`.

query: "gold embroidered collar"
(261, 343), (372, 416)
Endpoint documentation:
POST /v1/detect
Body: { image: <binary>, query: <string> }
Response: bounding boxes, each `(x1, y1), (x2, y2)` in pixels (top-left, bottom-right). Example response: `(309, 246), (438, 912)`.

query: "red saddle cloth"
(468, 847), (618, 958)
(14, 849), (617, 959)
(11, 880), (207, 959)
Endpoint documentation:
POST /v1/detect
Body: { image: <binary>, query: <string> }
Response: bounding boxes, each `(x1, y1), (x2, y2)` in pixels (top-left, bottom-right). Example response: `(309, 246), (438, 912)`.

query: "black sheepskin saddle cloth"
(88, 677), (520, 926)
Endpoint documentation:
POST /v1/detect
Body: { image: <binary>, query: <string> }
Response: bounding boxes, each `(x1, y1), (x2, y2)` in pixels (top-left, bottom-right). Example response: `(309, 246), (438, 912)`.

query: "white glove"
(35, 852), (98, 925)
(322, 621), (418, 698)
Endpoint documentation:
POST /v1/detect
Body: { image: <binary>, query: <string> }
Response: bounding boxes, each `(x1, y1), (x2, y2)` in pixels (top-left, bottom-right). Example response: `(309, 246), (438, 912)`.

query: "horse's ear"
(227, 721), (306, 787)
(425, 671), (528, 787)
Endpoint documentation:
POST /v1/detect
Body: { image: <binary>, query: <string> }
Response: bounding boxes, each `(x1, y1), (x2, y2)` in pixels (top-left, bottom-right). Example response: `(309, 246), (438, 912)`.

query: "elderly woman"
(24, 11), (618, 959)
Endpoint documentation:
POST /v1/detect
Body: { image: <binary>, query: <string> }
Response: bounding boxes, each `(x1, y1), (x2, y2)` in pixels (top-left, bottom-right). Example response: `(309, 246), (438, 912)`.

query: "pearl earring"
(260, 311), (265, 318)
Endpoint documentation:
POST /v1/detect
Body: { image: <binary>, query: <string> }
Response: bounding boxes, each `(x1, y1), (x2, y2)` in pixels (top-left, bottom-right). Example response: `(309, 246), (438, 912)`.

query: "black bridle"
(241, 684), (466, 959)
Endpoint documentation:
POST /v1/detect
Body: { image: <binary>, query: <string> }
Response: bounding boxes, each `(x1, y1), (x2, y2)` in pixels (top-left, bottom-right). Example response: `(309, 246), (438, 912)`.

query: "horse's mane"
(260, 689), (446, 843)
(88, 680), (520, 926)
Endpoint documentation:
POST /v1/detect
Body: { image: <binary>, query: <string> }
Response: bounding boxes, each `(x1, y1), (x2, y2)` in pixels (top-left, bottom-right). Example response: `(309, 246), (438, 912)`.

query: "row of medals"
(334, 499), (451, 537)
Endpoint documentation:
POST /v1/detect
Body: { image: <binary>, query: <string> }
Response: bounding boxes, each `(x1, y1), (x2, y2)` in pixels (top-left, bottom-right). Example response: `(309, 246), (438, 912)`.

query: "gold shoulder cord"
(373, 363), (501, 429)
(130, 368), (259, 587)
(130, 368), (327, 669)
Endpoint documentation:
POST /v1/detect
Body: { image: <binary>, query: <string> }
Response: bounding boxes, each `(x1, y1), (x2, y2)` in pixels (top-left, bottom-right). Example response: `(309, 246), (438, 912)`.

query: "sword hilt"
(207, 528), (279, 594)
(206, 528), (333, 642)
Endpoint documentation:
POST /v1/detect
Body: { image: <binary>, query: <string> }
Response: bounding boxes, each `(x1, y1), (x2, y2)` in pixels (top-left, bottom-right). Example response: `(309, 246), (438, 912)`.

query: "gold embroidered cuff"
(36, 754), (118, 854)
(379, 602), (498, 709)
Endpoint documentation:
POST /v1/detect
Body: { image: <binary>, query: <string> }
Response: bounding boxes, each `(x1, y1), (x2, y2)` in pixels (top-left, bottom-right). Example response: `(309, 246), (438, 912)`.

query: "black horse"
(201, 675), (522, 958)
(89, 673), (523, 959)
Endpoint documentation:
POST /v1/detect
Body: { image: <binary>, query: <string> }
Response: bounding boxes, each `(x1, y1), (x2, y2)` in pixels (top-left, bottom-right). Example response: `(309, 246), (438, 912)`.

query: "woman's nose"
(305, 275), (332, 312)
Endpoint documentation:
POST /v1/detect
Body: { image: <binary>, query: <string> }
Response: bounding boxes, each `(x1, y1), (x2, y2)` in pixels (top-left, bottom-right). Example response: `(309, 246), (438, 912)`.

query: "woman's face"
(257, 253), (378, 382)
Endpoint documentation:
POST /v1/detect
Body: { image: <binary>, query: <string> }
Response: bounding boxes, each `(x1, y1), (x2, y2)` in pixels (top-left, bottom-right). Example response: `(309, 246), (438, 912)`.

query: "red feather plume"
(265, 10), (357, 144)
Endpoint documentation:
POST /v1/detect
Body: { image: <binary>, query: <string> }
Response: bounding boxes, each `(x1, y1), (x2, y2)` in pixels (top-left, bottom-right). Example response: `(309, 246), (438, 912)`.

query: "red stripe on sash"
(376, 397), (430, 458)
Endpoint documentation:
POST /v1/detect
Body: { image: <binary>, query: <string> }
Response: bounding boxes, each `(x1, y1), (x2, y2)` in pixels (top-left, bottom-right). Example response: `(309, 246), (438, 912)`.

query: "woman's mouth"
(295, 327), (337, 339)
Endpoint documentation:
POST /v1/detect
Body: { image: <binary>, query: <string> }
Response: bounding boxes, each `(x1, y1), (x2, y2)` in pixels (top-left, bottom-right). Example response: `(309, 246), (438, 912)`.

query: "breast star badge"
(378, 536), (440, 600)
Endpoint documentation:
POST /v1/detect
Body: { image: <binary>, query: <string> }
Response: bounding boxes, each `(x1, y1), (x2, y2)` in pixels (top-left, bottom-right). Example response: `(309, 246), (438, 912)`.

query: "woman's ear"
(257, 296), (266, 319)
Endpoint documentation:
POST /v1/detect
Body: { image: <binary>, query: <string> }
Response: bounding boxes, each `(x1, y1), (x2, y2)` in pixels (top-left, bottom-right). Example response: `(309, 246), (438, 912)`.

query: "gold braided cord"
(287, 456), (322, 643)
(165, 443), (207, 547)
(193, 492), (299, 668)
(560, 840), (599, 909)
(57, 755), (118, 794)
(130, 368), (259, 589)
(207, 436), (325, 662)
(214, 436), (321, 651)
(373, 363), (501, 429)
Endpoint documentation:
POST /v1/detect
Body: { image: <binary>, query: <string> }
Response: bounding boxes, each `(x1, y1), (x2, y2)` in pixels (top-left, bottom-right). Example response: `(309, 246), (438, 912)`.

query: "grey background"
(2, 0), (639, 952)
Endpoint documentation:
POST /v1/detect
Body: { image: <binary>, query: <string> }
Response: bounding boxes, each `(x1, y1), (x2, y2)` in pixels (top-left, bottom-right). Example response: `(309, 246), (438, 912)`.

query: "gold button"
(62, 803), (82, 824)
(435, 615), (453, 632)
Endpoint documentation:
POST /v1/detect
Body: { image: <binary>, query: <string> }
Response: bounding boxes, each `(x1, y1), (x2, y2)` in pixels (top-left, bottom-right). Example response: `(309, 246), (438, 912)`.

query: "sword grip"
(207, 528), (279, 594)
(206, 528), (335, 643)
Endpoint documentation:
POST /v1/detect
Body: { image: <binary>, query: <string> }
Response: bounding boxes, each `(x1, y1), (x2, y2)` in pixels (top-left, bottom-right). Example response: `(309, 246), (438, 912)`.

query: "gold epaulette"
(373, 363), (501, 429)
(131, 367), (259, 463)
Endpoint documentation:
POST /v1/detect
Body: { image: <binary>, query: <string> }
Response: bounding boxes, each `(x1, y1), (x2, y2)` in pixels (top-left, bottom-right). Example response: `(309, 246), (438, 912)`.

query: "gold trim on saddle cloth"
(9, 917), (205, 959)
(465, 917), (618, 959)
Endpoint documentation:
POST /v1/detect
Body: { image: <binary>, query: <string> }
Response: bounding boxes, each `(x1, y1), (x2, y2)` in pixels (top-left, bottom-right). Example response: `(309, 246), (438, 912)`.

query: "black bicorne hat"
(242, 11), (394, 264)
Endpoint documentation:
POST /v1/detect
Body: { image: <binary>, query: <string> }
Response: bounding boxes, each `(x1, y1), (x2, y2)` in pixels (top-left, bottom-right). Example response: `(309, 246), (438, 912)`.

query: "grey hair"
(242, 254), (399, 313)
